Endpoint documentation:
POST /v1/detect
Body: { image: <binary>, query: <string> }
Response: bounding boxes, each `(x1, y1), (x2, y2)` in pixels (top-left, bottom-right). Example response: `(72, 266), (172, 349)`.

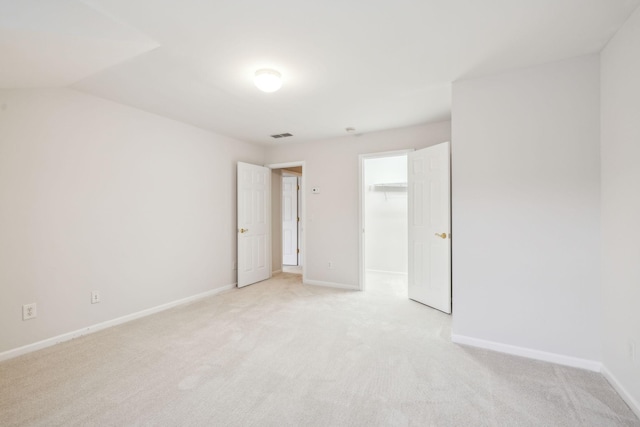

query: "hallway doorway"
(267, 162), (305, 279)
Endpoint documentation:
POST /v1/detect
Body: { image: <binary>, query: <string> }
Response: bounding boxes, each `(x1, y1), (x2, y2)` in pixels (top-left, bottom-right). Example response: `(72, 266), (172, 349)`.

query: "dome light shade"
(254, 69), (282, 92)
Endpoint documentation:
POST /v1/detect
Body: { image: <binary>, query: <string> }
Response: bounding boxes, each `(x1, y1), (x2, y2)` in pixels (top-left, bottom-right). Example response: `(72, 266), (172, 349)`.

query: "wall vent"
(270, 133), (293, 139)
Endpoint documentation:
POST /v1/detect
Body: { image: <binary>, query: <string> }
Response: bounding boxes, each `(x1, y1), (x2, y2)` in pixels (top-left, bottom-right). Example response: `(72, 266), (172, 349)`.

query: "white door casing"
(408, 142), (451, 313)
(297, 177), (303, 266)
(282, 176), (298, 265)
(237, 162), (271, 287)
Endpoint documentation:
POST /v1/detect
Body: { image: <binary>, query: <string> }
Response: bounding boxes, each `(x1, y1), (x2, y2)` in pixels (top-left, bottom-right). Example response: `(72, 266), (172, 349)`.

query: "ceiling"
(1, 0), (638, 145)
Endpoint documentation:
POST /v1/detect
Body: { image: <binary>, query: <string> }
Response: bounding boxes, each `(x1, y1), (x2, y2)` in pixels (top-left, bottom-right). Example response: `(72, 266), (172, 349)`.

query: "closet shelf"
(370, 183), (407, 192)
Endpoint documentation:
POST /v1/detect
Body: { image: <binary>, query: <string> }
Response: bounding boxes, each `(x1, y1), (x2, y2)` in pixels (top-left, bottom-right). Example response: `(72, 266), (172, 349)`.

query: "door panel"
(408, 142), (451, 313)
(237, 162), (271, 287)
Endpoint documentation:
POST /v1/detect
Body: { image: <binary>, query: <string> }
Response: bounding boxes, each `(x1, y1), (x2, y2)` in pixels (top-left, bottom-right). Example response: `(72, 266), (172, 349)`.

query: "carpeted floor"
(282, 265), (302, 275)
(0, 272), (638, 426)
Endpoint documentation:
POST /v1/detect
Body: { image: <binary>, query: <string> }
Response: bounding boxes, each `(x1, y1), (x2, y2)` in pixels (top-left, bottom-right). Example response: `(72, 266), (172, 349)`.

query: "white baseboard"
(451, 334), (602, 372)
(0, 284), (236, 363)
(602, 366), (640, 419)
(304, 279), (358, 291)
(271, 269), (282, 274)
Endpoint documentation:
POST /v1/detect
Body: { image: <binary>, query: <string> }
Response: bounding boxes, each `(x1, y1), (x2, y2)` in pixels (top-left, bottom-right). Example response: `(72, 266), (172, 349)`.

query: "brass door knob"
(434, 232), (447, 239)
(239, 228), (248, 233)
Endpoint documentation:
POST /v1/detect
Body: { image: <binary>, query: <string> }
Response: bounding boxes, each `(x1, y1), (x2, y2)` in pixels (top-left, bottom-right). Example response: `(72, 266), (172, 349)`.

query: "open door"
(237, 162), (271, 287)
(408, 142), (451, 313)
(282, 176), (298, 265)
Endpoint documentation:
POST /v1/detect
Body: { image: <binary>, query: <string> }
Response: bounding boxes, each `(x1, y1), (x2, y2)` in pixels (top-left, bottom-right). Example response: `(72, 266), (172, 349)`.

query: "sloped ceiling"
(1, 0), (638, 144)
(0, 0), (159, 88)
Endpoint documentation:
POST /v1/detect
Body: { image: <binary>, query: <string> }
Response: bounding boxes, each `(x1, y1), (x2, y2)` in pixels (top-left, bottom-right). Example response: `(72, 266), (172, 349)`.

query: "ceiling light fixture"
(254, 69), (282, 93)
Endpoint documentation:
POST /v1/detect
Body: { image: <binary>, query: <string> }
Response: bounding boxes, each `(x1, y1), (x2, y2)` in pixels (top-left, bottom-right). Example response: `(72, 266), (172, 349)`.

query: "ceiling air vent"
(270, 133), (293, 139)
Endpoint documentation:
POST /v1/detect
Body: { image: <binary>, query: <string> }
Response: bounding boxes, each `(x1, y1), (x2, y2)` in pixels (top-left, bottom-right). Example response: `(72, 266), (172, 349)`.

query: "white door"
(408, 142), (451, 313)
(282, 176), (298, 265)
(237, 162), (271, 287)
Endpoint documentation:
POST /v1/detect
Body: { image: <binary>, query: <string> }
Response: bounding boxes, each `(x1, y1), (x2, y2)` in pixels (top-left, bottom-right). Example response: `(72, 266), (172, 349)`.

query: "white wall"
(364, 155), (408, 274)
(601, 5), (640, 413)
(451, 56), (602, 364)
(0, 88), (264, 354)
(265, 122), (450, 288)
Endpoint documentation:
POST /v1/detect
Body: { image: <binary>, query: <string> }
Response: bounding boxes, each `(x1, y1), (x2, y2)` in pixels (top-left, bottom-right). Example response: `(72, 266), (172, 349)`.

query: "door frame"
(267, 161), (306, 283)
(358, 150), (413, 291)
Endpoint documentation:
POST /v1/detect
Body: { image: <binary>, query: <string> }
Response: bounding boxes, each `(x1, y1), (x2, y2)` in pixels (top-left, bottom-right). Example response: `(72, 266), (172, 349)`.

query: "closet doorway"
(359, 151), (410, 293)
(359, 144), (452, 312)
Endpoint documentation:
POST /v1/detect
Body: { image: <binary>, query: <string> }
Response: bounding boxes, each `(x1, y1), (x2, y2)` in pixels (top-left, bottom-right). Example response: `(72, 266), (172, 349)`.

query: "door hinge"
(297, 217), (300, 222)
(297, 185), (300, 190)
(297, 249), (300, 254)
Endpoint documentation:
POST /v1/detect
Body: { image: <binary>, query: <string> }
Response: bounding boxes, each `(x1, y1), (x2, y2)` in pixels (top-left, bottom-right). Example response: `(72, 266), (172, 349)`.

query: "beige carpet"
(282, 265), (302, 274)
(1, 272), (638, 426)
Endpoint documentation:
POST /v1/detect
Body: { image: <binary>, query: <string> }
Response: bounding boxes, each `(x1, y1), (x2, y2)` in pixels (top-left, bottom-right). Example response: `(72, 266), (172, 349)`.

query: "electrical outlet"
(327, 261), (333, 269)
(91, 291), (101, 304)
(629, 341), (637, 362)
(233, 261), (237, 271)
(23, 303), (37, 320)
